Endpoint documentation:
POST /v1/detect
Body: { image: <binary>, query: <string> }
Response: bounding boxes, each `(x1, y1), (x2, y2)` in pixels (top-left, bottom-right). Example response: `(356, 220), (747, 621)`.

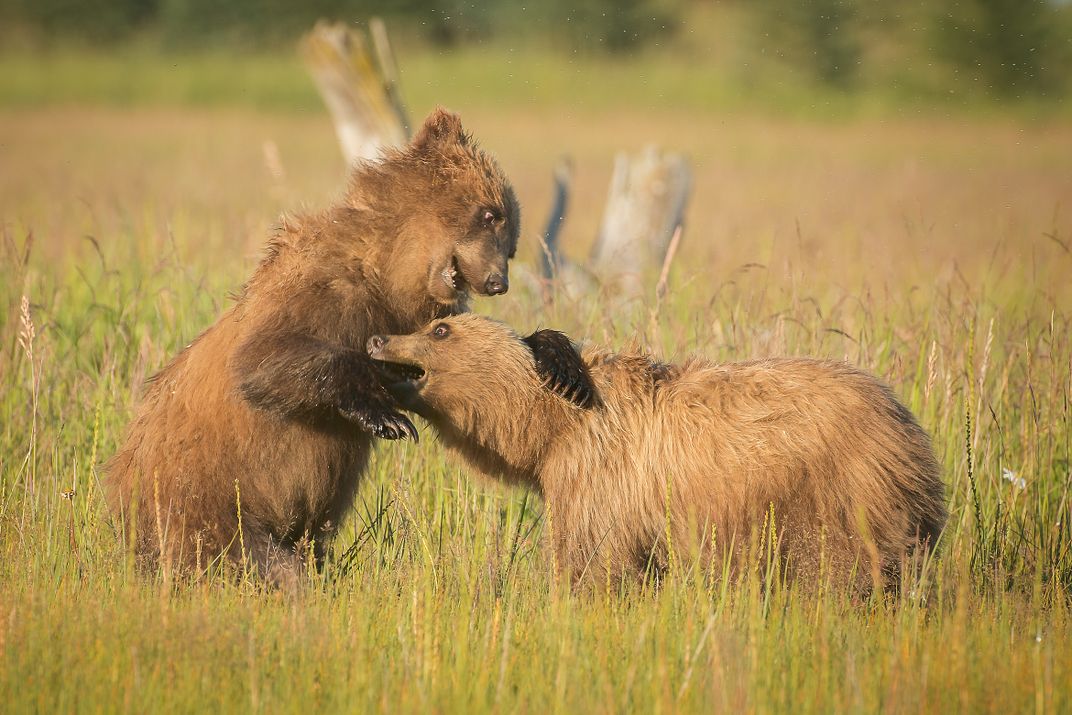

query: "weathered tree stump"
(539, 147), (690, 301)
(590, 146), (691, 296)
(301, 19), (410, 165)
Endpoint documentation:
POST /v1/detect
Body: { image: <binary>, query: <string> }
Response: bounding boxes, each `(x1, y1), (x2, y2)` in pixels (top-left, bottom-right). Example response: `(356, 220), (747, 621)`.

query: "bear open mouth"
(371, 359), (426, 384)
(442, 255), (469, 294)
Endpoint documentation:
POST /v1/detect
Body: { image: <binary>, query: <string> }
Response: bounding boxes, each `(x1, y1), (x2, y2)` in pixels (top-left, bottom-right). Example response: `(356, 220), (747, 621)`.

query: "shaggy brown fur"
(368, 315), (948, 589)
(106, 109), (523, 587)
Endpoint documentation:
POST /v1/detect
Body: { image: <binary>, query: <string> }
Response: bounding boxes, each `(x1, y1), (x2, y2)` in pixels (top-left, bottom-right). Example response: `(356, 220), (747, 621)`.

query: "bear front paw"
(522, 329), (596, 408)
(342, 405), (419, 442)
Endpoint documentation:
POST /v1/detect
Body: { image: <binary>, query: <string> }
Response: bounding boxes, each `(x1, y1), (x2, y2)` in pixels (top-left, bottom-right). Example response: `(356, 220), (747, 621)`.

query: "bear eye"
(480, 208), (500, 227)
(432, 323), (451, 339)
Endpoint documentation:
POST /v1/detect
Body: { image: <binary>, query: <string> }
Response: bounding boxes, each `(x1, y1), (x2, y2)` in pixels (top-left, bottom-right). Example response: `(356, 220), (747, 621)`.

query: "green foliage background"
(1, 0), (1069, 99)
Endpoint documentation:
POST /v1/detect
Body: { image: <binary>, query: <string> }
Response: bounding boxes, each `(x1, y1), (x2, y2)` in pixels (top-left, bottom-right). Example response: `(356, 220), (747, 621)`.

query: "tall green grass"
(2, 207), (1069, 710)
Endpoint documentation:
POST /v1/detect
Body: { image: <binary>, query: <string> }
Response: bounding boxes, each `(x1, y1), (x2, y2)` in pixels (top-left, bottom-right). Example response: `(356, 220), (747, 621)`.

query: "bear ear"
(413, 107), (467, 149)
(522, 329), (596, 408)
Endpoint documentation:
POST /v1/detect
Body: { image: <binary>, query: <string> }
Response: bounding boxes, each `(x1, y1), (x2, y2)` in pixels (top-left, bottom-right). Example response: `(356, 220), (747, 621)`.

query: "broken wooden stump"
(301, 18), (409, 166)
(539, 146), (691, 302)
(590, 146), (691, 296)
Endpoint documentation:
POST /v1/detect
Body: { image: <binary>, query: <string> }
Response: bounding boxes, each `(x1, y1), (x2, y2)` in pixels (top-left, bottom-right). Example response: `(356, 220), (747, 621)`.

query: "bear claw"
(342, 406), (419, 442)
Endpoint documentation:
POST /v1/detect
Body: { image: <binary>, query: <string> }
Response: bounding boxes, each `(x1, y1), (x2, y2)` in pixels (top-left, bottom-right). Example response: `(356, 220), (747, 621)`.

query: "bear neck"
(432, 368), (576, 494)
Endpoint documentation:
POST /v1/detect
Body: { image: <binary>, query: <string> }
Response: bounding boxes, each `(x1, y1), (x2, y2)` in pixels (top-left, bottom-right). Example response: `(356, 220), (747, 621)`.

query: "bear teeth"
(443, 256), (466, 293)
(395, 363), (425, 381)
(374, 360), (425, 382)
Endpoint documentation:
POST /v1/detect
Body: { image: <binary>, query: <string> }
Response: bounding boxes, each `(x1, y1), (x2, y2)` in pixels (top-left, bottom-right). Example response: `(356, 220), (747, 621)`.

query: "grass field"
(1, 52), (1072, 711)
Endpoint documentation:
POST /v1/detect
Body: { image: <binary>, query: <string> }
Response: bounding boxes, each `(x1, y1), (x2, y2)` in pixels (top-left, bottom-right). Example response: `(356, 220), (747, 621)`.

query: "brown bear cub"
(368, 315), (948, 589)
(107, 109), (533, 587)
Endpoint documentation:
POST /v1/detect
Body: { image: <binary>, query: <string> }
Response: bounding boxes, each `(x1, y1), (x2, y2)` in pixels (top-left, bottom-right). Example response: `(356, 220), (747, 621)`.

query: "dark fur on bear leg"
(234, 329), (417, 441)
(243, 530), (304, 594)
(523, 329), (597, 408)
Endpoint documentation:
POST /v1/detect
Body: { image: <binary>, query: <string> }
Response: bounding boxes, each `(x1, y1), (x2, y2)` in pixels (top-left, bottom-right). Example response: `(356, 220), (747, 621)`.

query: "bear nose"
(484, 274), (509, 295)
(367, 335), (387, 355)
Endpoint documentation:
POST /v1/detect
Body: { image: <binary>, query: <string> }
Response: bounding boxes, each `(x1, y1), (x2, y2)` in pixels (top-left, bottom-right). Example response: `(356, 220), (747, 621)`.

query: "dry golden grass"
(5, 106), (1068, 284)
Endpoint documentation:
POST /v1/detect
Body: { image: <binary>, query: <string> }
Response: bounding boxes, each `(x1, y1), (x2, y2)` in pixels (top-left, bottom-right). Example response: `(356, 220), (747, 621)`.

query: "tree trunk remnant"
(301, 19), (410, 166)
(590, 146), (691, 296)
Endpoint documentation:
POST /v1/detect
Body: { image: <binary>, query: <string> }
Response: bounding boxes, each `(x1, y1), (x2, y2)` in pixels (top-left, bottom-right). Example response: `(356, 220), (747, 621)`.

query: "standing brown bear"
(368, 314), (948, 590)
(106, 109), (524, 586)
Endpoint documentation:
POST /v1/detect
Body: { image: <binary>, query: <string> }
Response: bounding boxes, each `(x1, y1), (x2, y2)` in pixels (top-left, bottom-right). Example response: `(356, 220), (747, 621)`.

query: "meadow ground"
(1, 60), (1071, 711)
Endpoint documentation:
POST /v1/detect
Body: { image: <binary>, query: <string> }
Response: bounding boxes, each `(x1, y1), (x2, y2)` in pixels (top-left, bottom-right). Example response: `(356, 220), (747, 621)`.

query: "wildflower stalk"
(17, 295), (38, 499)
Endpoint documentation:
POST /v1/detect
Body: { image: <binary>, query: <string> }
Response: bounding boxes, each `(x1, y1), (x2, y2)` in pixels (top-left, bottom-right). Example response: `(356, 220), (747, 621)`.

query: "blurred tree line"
(0, 0), (679, 50)
(751, 0), (1067, 96)
(1, 0), (1068, 97)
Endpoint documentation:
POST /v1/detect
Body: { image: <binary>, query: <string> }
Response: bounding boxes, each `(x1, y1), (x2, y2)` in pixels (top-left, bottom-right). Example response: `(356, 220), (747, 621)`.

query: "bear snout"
(484, 273), (509, 295)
